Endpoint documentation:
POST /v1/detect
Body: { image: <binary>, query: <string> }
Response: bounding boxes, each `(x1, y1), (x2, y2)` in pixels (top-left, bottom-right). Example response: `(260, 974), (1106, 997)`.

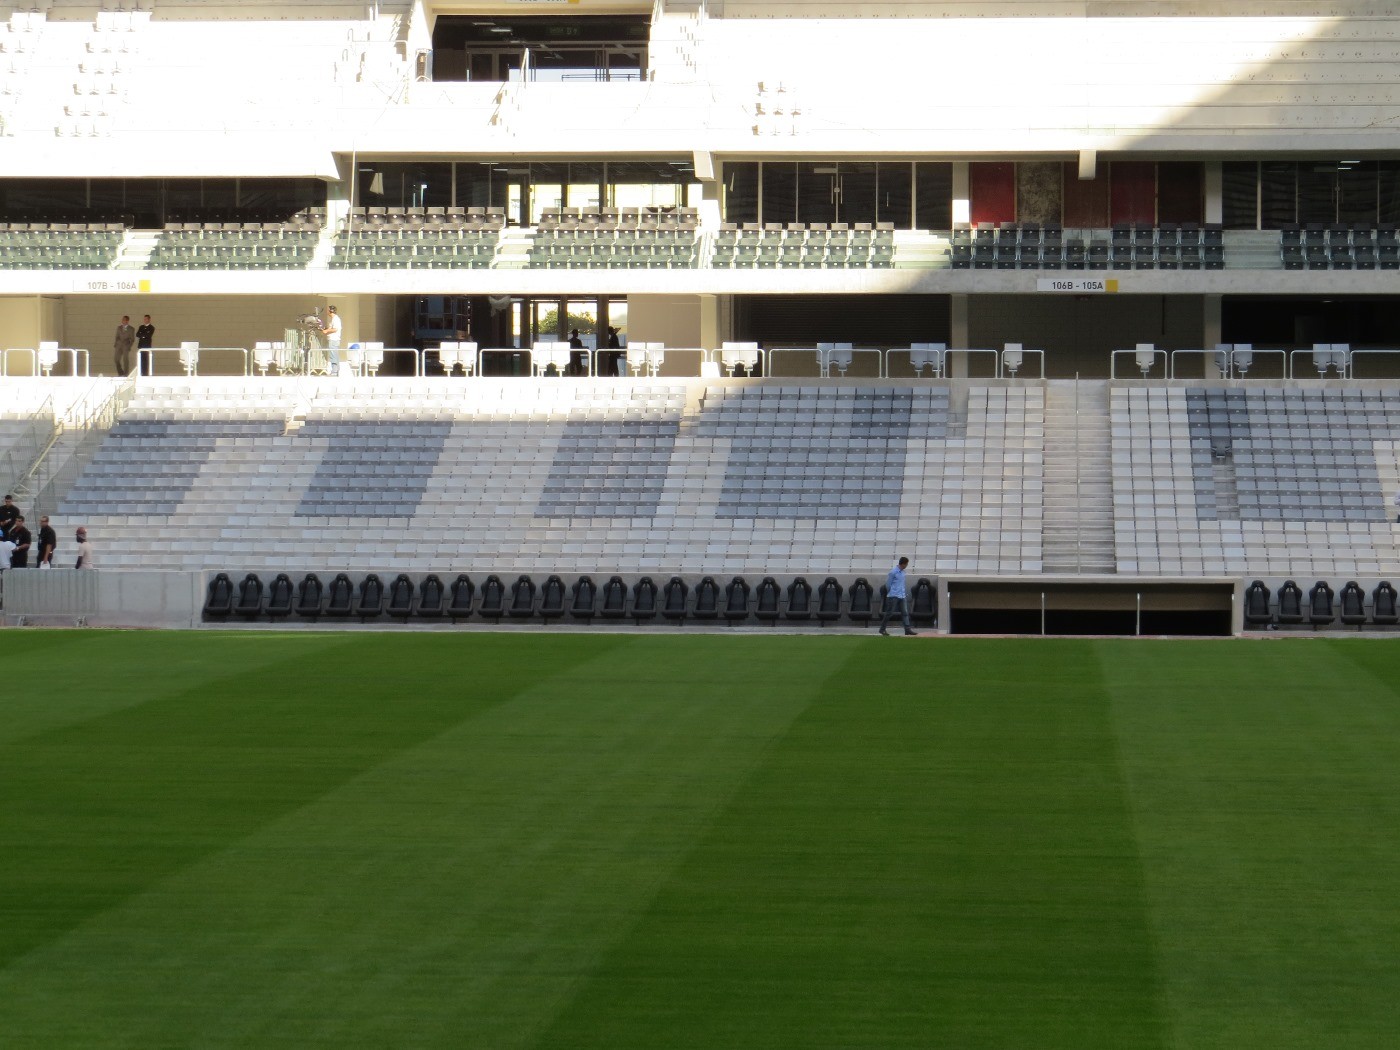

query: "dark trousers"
(879, 596), (910, 632)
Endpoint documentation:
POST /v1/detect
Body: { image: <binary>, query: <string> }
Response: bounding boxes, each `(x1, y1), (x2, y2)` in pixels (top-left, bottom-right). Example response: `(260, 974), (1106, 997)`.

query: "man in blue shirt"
(878, 556), (916, 636)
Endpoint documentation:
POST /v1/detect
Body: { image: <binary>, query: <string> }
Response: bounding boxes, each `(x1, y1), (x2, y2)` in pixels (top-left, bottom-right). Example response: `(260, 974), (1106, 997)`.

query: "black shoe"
(904, 630), (917, 636)
(878, 628), (888, 636)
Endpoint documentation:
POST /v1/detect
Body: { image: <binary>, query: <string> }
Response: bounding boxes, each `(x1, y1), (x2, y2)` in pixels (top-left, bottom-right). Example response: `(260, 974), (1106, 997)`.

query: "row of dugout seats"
(1242, 579), (1399, 629)
(202, 571), (939, 627)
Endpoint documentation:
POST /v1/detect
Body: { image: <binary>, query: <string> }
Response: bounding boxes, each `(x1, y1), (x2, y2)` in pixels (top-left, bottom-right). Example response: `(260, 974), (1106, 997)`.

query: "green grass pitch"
(4, 631), (1400, 1048)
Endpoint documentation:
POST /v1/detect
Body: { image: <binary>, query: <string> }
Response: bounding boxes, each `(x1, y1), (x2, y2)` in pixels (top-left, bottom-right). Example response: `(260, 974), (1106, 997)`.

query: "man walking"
(878, 555), (916, 636)
(36, 515), (56, 567)
(113, 315), (136, 376)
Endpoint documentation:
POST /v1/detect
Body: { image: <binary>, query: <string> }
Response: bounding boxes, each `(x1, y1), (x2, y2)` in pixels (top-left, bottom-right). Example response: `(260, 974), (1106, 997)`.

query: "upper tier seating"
(712, 222), (894, 270)
(528, 206), (699, 269)
(148, 208), (325, 270)
(330, 207), (504, 269)
(950, 224), (1224, 271)
(0, 223), (124, 269)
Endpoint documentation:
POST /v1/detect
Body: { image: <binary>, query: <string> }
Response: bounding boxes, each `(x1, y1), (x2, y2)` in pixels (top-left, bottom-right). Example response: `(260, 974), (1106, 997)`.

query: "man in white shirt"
(322, 305), (342, 374)
(74, 526), (94, 569)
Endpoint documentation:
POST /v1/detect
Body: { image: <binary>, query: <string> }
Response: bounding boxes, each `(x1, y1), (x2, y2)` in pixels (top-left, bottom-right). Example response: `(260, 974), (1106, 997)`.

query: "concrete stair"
(1042, 379), (1115, 574)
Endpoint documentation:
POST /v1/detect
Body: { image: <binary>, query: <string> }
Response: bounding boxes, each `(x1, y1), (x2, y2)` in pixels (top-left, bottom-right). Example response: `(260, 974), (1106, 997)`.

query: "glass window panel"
(914, 163), (953, 229)
(456, 163), (495, 209)
(724, 162), (759, 224)
(797, 162), (837, 225)
(1221, 162), (1258, 229)
(1338, 161), (1378, 225)
(1260, 161), (1296, 229)
(1297, 162), (1337, 225)
(873, 163), (909, 228)
(0, 178), (86, 220)
(763, 162), (798, 225)
(355, 163), (451, 208)
(1379, 162), (1400, 225)
(529, 162), (565, 223)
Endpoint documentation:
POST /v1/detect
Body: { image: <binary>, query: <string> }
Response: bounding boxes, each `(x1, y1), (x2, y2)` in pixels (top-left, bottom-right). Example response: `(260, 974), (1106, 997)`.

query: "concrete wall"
(627, 294), (705, 349)
(969, 295), (1206, 378)
(1, 569), (202, 628)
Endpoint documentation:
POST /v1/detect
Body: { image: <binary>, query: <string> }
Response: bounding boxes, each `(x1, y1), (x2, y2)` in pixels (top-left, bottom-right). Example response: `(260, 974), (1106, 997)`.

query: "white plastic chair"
(179, 341), (199, 376)
(253, 341), (275, 375)
(909, 343), (944, 377)
(1002, 342), (1023, 378)
(719, 341), (760, 376)
(37, 345), (59, 376)
(826, 347), (854, 376)
(1135, 343), (1156, 377)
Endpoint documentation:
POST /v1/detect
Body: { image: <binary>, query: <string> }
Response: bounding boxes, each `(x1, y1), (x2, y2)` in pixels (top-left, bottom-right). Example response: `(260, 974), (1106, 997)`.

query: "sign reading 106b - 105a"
(1035, 278), (1119, 293)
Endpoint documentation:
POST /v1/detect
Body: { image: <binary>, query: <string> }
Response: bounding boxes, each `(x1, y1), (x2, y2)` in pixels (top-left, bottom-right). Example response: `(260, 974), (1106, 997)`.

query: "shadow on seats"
(448, 574), (475, 619)
(387, 573), (415, 619)
(295, 573), (323, 617)
(203, 572), (234, 618)
(539, 575), (566, 619)
(417, 573), (445, 617)
(662, 576), (689, 623)
(571, 575), (597, 620)
(234, 572), (263, 618)
(724, 576), (750, 622)
(265, 573), (294, 617)
(356, 573), (385, 619)
(633, 576), (658, 624)
(325, 573), (355, 617)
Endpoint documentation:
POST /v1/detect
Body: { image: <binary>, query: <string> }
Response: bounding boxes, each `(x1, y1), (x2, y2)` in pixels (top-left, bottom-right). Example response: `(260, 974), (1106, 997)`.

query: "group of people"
(567, 325), (623, 376)
(0, 494), (92, 570)
(113, 314), (156, 377)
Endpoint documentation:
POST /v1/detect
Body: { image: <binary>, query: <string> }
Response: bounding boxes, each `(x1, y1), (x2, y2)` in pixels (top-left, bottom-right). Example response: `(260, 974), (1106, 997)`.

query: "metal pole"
(1041, 591), (1046, 636)
(1136, 592), (1141, 637)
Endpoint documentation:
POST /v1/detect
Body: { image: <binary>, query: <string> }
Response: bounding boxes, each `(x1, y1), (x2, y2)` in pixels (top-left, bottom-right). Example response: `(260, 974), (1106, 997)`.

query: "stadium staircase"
(1042, 380), (1115, 574)
(114, 230), (157, 270)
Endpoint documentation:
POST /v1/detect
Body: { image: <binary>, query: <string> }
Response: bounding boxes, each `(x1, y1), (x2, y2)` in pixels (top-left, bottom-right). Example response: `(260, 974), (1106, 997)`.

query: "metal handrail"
(31, 379), (135, 523)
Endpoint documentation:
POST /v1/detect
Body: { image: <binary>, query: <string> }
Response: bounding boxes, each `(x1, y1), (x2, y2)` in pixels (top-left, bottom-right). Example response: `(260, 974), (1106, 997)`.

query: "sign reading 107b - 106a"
(1036, 278), (1119, 293)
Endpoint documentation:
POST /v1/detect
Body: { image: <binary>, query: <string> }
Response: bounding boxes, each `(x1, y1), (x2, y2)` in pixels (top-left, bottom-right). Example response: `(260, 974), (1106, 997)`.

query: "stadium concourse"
(3, 369), (1399, 634)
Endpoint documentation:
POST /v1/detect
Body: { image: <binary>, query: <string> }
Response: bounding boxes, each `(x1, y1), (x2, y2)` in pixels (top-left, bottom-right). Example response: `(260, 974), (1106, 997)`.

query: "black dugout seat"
(265, 573), (294, 617)
(203, 572), (234, 618)
(417, 574), (445, 617)
(294, 573), (323, 617)
(386, 573), (415, 619)
(234, 572), (263, 618)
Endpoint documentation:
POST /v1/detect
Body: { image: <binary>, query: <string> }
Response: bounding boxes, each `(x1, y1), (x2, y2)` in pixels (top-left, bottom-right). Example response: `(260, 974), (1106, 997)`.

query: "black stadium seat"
(662, 576), (689, 622)
(203, 572), (234, 618)
(1276, 580), (1303, 625)
(265, 573), (294, 617)
(508, 575), (536, 617)
(447, 574), (475, 619)
(786, 577), (812, 621)
(1372, 581), (1399, 625)
(539, 575), (567, 619)
(723, 576), (750, 622)
(816, 577), (843, 624)
(1306, 581), (1334, 628)
(295, 573), (323, 617)
(632, 576), (658, 623)
(571, 575), (597, 620)
(478, 575), (506, 620)
(755, 576), (781, 623)
(1339, 581), (1366, 627)
(386, 573), (415, 619)
(417, 574), (445, 617)
(910, 577), (937, 627)
(600, 575), (628, 619)
(692, 576), (720, 619)
(356, 573), (385, 618)
(234, 572), (263, 618)
(1242, 580), (1272, 626)
(325, 573), (354, 617)
(847, 577), (875, 625)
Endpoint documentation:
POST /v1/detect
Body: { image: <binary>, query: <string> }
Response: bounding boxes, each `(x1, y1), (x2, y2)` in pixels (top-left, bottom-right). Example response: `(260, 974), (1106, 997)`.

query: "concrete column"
(951, 162), (970, 227)
(1203, 294), (1223, 372)
(699, 293), (727, 351)
(1204, 161), (1223, 225)
(947, 293), (969, 377)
